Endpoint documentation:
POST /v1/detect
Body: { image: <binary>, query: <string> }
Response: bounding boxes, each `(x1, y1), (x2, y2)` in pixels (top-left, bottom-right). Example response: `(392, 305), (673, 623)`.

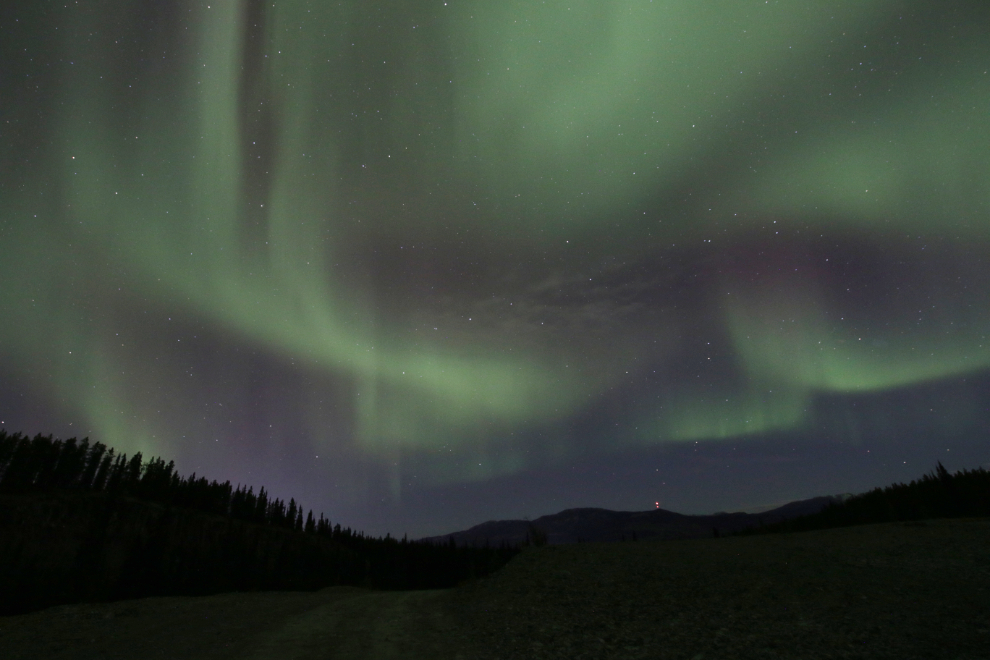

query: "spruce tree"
(287, 498), (297, 525)
(80, 442), (107, 489)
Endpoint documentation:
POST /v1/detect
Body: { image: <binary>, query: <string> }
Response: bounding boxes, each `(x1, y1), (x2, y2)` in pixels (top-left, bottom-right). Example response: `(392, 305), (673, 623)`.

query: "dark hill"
(423, 495), (843, 546)
(0, 430), (517, 615)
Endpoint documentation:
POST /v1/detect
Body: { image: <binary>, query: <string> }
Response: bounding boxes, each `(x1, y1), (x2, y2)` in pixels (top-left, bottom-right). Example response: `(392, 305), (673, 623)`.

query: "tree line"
(0, 429), (518, 614)
(0, 430), (333, 535)
(739, 462), (990, 535)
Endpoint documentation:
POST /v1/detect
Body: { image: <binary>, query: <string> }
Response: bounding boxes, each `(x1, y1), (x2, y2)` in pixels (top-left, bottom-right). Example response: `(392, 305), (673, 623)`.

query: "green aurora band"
(1, 0), (988, 486)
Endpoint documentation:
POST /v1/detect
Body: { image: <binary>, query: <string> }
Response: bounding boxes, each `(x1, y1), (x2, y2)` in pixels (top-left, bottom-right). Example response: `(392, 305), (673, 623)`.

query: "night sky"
(2, 1), (989, 538)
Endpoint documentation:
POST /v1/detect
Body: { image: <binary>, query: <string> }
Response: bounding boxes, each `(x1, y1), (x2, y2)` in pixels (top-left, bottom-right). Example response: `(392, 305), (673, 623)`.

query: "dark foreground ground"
(1, 518), (987, 659)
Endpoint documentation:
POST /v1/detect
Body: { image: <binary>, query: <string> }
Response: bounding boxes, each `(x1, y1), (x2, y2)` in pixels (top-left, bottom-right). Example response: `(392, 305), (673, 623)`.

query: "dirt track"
(244, 590), (466, 660)
(0, 587), (469, 660)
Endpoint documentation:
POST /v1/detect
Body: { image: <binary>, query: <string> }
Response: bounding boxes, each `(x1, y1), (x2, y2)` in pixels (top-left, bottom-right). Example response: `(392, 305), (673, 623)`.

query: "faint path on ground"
(245, 589), (462, 660)
(0, 587), (470, 660)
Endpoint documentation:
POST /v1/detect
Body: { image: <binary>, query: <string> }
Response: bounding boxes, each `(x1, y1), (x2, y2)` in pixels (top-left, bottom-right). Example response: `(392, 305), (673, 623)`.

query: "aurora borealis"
(1, 1), (988, 537)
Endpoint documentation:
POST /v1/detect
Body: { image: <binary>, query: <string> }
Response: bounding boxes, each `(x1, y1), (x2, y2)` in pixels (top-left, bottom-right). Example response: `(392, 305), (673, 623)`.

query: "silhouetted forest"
(0, 430), (517, 615)
(739, 462), (990, 536)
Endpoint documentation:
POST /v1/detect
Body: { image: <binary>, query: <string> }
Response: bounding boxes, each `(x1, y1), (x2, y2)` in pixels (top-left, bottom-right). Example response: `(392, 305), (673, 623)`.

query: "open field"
(455, 518), (990, 659)
(1, 518), (987, 659)
(0, 587), (464, 660)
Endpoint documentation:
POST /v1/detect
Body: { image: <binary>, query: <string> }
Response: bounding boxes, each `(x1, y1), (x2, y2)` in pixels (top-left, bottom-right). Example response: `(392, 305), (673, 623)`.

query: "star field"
(1, 0), (988, 537)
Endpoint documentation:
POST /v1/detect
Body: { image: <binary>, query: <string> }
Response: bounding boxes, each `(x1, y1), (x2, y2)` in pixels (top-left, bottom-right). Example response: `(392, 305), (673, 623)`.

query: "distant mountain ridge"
(423, 496), (848, 546)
